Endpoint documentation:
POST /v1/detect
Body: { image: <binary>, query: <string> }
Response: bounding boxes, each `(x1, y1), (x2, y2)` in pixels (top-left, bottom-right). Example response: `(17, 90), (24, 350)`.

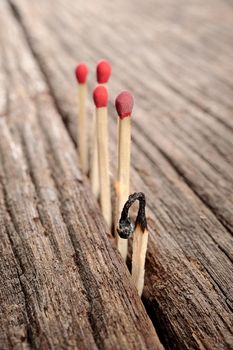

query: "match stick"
(117, 192), (148, 297)
(93, 86), (112, 227)
(75, 63), (88, 174)
(90, 60), (112, 199)
(115, 91), (134, 261)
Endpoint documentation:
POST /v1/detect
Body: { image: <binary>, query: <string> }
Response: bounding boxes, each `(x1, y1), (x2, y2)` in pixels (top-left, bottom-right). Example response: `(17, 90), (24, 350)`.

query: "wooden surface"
(0, 2), (163, 349)
(1, 0), (233, 349)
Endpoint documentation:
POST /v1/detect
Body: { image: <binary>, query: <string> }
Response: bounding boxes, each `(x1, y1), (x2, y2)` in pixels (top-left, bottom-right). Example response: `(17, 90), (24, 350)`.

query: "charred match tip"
(97, 59), (111, 84)
(115, 91), (134, 119)
(117, 192), (147, 239)
(135, 193), (147, 232)
(75, 63), (88, 84)
(93, 85), (108, 108)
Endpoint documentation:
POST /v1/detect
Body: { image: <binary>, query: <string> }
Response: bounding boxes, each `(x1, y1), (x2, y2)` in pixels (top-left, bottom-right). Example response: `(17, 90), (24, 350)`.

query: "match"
(115, 91), (134, 261)
(117, 192), (149, 297)
(75, 63), (88, 174)
(93, 85), (112, 227)
(90, 60), (111, 199)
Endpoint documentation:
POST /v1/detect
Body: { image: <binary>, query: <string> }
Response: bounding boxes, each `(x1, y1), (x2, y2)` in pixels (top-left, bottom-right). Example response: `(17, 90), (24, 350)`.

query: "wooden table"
(0, 0), (232, 349)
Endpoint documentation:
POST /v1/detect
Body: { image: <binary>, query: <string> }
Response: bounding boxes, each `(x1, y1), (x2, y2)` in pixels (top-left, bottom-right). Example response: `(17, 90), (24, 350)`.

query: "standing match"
(75, 63), (88, 174)
(115, 91), (134, 261)
(90, 60), (111, 199)
(93, 85), (112, 227)
(117, 192), (149, 297)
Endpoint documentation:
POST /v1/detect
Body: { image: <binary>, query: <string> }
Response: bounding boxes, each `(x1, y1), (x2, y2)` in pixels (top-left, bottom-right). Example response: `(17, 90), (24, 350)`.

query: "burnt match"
(93, 85), (112, 227)
(117, 192), (148, 297)
(75, 63), (88, 174)
(115, 91), (134, 261)
(90, 60), (112, 199)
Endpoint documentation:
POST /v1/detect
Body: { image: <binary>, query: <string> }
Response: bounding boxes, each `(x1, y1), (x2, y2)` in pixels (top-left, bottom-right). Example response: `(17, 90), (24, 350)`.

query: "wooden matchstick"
(131, 194), (148, 297)
(75, 63), (88, 174)
(117, 192), (149, 297)
(90, 134), (99, 198)
(93, 85), (112, 227)
(90, 60), (111, 199)
(115, 91), (134, 261)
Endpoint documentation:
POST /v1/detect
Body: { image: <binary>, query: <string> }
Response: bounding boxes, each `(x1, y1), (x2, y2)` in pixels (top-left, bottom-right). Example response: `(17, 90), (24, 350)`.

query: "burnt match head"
(117, 192), (147, 239)
(117, 217), (134, 239)
(93, 85), (108, 108)
(97, 59), (111, 84)
(75, 63), (88, 84)
(115, 91), (134, 119)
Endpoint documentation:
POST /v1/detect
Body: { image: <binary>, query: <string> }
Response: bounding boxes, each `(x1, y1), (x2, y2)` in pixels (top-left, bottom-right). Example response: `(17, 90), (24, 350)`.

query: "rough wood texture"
(1, 0), (233, 349)
(0, 2), (163, 349)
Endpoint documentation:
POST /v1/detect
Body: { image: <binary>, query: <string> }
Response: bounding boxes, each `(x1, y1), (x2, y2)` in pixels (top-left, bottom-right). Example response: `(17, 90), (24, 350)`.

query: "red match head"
(96, 59), (111, 84)
(93, 85), (108, 108)
(115, 91), (134, 119)
(75, 63), (88, 84)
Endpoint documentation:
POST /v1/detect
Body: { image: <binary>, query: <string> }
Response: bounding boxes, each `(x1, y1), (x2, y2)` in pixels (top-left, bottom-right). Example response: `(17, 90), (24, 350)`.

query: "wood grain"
(2, 0), (233, 349)
(0, 2), (163, 349)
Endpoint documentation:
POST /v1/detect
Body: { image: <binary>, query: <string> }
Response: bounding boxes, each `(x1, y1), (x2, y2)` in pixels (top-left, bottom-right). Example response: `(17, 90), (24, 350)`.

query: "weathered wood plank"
(3, 1), (233, 350)
(5, 0), (233, 349)
(9, 0), (233, 233)
(0, 2), (163, 349)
